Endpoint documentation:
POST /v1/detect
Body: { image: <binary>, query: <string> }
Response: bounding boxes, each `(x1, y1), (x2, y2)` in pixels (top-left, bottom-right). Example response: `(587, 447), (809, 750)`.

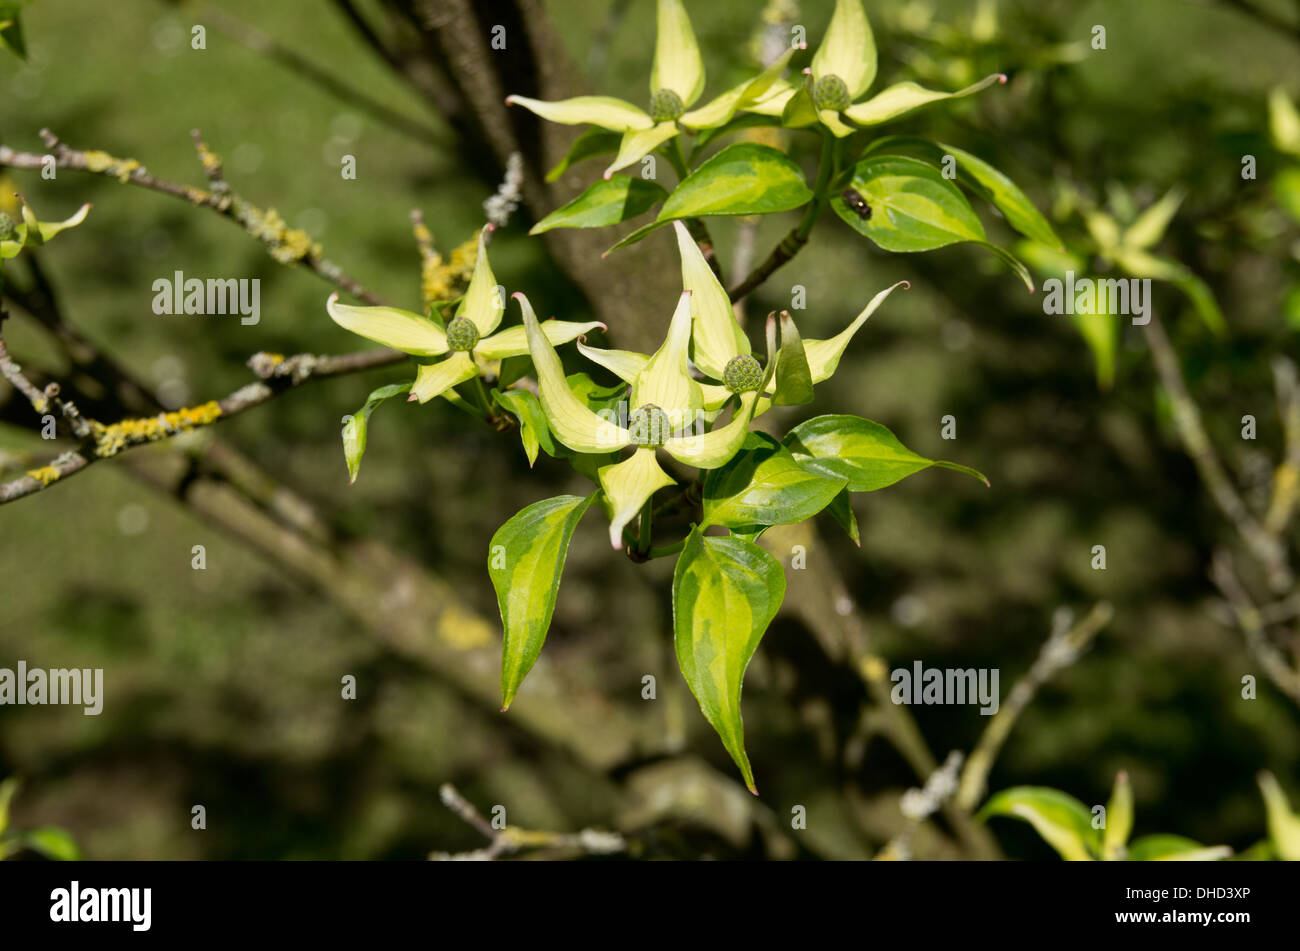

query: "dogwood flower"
(577, 220), (909, 420)
(505, 0), (797, 179)
(326, 226), (602, 402)
(516, 288), (768, 549)
(744, 0), (1006, 138)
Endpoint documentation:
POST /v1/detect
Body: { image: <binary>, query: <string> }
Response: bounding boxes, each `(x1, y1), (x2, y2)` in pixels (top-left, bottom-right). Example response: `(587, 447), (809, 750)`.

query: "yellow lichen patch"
(25, 465), (61, 486)
(83, 149), (142, 184)
(437, 602), (494, 650)
(91, 401), (223, 457)
(194, 140), (223, 178)
(236, 202), (321, 265)
(421, 234), (478, 308)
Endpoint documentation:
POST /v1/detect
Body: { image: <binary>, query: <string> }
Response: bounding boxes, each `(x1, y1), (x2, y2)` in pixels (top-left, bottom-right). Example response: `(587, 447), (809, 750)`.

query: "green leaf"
(835, 156), (982, 248)
(979, 786), (1098, 861)
(881, 139), (1060, 249)
(703, 433), (847, 529)
(662, 142), (813, 221)
(490, 492), (598, 710)
(835, 156), (1033, 289)
(1102, 771), (1133, 860)
(546, 128), (622, 182)
(493, 387), (557, 467)
(607, 144), (813, 253)
(673, 528), (786, 793)
(784, 414), (988, 492)
(773, 311), (814, 406)
(342, 382), (412, 484)
(22, 826), (80, 861)
(825, 489), (860, 545)
(0, 2), (26, 59)
(1258, 771), (1300, 861)
(1123, 186), (1185, 250)
(1113, 247), (1226, 336)
(1269, 87), (1300, 157)
(1127, 834), (1232, 862)
(0, 776), (18, 836)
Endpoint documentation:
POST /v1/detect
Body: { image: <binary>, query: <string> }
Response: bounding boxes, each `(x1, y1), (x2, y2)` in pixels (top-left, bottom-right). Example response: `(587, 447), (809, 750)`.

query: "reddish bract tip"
(900, 281), (911, 290)
(327, 292), (339, 303)
(996, 73), (1008, 84)
(407, 393), (418, 402)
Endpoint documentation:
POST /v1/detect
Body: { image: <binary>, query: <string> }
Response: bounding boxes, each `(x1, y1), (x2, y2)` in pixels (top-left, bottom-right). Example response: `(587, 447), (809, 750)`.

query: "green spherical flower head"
(813, 74), (851, 112)
(0, 212), (16, 242)
(723, 354), (764, 394)
(649, 88), (685, 123)
(628, 403), (673, 448)
(445, 316), (480, 352)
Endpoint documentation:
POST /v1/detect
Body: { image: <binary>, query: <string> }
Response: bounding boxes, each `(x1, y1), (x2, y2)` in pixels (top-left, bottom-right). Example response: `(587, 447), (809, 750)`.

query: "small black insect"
(841, 188), (871, 219)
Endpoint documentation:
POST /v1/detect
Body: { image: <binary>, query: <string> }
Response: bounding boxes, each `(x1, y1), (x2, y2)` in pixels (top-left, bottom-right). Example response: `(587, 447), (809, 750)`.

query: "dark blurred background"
(1, 0), (1299, 860)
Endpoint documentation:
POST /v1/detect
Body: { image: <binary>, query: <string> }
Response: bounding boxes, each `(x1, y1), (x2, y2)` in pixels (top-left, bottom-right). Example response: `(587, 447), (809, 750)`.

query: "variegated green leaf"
(342, 382), (412, 484)
(785, 414), (988, 491)
(772, 311), (813, 405)
(673, 528), (786, 793)
(546, 128), (621, 182)
(493, 388), (556, 467)
(703, 433), (847, 529)
(1102, 771), (1133, 860)
(491, 492), (598, 710)
(1127, 835), (1232, 862)
(979, 786), (1098, 861)
(1258, 771), (1300, 861)
(531, 177), (666, 233)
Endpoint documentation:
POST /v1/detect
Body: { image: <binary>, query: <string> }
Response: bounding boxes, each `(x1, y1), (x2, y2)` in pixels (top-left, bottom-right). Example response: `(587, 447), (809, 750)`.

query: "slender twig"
(0, 345), (405, 505)
(201, 4), (446, 148)
(429, 784), (626, 861)
(955, 602), (1113, 811)
(1211, 550), (1300, 704)
(0, 130), (386, 305)
(1142, 315), (1290, 590)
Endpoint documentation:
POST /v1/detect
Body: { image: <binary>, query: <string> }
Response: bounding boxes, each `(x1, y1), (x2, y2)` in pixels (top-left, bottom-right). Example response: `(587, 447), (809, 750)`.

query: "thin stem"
(729, 129), (837, 302)
(637, 498), (653, 555)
